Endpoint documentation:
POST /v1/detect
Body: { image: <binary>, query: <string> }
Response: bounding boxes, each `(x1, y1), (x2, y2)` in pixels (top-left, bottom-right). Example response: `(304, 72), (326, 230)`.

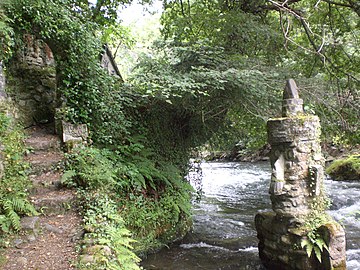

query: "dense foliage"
(1, 0), (359, 267)
(0, 2), (14, 62)
(1, 0), (193, 267)
(0, 112), (36, 233)
(160, 0), (360, 147)
(131, 41), (292, 151)
(62, 145), (192, 267)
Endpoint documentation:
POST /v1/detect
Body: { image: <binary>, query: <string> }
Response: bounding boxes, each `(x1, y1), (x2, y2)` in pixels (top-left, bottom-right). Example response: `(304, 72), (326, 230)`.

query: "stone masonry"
(7, 34), (57, 127)
(255, 79), (346, 270)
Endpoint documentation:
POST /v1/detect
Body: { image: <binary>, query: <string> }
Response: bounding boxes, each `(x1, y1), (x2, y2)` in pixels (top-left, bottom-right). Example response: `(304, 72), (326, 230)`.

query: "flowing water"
(142, 162), (360, 270)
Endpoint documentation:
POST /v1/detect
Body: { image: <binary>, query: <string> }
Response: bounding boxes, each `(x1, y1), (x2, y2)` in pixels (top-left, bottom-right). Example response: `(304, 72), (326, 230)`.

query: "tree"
(159, 0), (360, 145)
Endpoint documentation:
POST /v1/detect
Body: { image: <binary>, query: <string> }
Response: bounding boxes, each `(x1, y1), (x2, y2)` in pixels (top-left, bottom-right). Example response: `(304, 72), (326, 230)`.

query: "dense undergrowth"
(0, 112), (36, 234)
(61, 145), (193, 268)
(1, 0), (359, 268)
(1, 0), (198, 268)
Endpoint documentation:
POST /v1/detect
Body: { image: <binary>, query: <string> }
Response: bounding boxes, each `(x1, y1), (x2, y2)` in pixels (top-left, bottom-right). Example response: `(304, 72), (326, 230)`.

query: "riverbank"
(204, 143), (360, 164)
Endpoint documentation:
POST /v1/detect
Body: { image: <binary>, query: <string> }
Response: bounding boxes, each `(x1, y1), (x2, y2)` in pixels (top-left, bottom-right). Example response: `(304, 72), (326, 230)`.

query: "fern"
(2, 199), (20, 231)
(0, 197), (37, 231)
(61, 169), (77, 186)
(0, 112), (36, 233)
(0, 214), (11, 233)
(79, 194), (141, 270)
(301, 232), (329, 263)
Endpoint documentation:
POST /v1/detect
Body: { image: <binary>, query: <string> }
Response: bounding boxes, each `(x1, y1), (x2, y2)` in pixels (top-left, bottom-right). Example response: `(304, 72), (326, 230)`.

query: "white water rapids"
(142, 162), (360, 269)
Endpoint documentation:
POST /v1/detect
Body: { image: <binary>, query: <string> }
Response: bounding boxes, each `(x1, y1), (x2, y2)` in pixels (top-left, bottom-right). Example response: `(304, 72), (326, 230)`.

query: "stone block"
(267, 116), (320, 144)
(318, 223), (346, 269)
(61, 121), (89, 147)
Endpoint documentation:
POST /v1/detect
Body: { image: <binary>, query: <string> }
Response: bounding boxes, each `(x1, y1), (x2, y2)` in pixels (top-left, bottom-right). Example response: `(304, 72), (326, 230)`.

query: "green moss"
(326, 155), (360, 181)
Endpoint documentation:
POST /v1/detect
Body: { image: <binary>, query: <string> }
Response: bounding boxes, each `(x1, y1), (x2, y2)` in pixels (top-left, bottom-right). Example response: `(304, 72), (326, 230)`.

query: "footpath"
(3, 125), (82, 270)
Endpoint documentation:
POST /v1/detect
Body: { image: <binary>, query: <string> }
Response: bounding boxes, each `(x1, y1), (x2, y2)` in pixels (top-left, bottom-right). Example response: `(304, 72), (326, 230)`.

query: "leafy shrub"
(63, 144), (193, 256)
(62, 147), (116, 190)
(0, 1), (14, 61)
(119, 184), (192, 253)
(79, 193), (140, 270)
(0, 113), (36, 232)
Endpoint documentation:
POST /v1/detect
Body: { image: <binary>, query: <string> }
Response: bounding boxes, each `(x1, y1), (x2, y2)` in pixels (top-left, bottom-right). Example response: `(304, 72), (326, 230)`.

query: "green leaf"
(314, 246), (322, 263)
(301, 239), (310, 248)
(305, 242), (313, 258)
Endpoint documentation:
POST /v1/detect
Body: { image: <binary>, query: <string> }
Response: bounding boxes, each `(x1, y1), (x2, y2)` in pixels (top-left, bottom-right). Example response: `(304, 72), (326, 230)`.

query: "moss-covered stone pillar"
(255, 79), (346, 270)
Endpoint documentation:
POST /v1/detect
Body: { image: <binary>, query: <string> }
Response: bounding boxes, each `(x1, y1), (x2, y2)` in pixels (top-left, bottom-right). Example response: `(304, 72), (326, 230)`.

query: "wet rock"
(326, 155), (360, 181)
(86, 245), (112, 256)
(70, 228), (85, 242)
(27, 234), (37, 242)
(81, 237), (95, 246)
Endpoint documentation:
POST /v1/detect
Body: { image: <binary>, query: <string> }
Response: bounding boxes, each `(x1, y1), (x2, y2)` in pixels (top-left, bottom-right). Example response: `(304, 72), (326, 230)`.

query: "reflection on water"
(142, 162), (360, 270)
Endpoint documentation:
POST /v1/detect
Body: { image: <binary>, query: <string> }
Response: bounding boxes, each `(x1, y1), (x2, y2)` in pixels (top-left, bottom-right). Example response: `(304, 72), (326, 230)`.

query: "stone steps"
(25, 151), (64, 175)
(24, 125), (75, 215)
(29, 190), (76, 215)
(2, 125), (82, 269)
(25, 133), (61, 152)
(29, 171), (63, 195)
(5, 212), (82, 270)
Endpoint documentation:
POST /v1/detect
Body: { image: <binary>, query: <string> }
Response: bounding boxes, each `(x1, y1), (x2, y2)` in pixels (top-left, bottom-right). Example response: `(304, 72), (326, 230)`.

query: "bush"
(79, 193), (141, 270)
(0, 112), (36, 233)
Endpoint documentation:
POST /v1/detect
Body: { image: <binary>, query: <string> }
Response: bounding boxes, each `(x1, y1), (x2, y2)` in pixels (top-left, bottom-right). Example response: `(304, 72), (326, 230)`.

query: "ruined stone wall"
(6, 34), (57, 127)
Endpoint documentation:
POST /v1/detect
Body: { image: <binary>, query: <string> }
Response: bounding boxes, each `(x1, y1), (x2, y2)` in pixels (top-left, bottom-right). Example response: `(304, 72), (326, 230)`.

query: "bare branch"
(266, 0), (304, 19)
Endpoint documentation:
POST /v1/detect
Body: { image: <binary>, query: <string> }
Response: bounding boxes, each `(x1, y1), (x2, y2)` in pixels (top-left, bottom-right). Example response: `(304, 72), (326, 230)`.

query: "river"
(141, 162), (360, 270)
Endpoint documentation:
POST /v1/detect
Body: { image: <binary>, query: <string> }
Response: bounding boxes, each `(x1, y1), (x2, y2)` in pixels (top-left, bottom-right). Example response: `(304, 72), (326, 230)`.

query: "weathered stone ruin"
(255, 79), (346, 270)
(6, 34), (57, 127)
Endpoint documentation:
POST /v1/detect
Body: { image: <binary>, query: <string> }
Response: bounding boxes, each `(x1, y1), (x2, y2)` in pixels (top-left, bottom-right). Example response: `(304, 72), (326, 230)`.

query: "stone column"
(255, 79), (346, 270)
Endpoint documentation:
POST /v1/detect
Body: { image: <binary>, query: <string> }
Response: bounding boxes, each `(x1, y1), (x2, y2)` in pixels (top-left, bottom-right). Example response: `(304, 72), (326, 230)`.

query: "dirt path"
(2, 125), (83, 270)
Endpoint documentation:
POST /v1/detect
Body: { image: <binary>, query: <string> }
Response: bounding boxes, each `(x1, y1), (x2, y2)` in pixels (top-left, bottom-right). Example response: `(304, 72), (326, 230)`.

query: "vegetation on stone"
(326, 155), (360, 181)
(0, 112), (36, 233)
(0, 0), (359, 268)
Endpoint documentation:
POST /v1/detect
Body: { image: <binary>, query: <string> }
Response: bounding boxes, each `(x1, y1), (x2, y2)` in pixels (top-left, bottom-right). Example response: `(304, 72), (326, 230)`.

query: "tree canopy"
(1, 0), (359, 149)
(158, 0), (359, 146)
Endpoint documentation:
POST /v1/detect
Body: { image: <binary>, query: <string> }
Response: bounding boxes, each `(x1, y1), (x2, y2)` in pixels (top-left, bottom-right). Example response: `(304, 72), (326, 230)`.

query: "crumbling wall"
(6, 34), (57, 127)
